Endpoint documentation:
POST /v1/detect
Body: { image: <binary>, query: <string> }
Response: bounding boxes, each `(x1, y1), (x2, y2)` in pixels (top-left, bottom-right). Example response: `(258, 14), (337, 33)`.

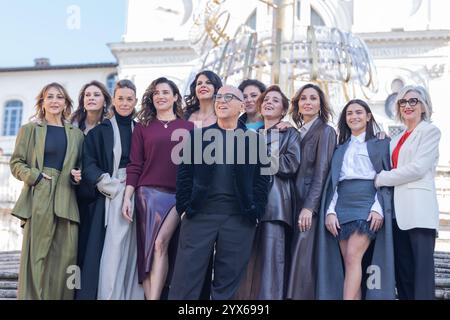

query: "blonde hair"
(30, 82), (73, 123)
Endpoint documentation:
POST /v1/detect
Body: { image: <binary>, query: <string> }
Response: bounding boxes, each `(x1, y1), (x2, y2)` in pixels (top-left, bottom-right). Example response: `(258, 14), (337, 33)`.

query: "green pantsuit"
(10, 121), (84, 300)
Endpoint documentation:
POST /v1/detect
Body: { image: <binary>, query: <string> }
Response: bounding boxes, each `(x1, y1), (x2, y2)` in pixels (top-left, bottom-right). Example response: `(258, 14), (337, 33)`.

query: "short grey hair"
(394, 85), (433, 123)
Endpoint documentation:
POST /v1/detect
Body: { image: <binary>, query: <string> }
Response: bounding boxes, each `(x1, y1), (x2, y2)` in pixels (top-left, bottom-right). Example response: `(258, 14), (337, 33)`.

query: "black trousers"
(393, 220), (436, 300)
(168, 213), (256, 300)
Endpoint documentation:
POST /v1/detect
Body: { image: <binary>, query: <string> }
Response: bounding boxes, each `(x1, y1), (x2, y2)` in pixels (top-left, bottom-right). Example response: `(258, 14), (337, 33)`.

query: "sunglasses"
(214, 93), (243, 103)
(398, 98), (421, 108)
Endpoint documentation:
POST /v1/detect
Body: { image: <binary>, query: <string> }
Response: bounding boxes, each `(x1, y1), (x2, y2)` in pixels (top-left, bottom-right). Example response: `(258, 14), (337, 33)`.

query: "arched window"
(3, 100), (23, 136)
(107, 73), (118, 95)
(311, 8), (325, 26)
(296, 1), (325, 26)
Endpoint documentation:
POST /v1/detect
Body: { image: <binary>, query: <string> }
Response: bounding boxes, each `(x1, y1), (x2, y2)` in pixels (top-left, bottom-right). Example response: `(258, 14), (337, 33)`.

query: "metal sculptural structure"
(188, 0), (377, 105)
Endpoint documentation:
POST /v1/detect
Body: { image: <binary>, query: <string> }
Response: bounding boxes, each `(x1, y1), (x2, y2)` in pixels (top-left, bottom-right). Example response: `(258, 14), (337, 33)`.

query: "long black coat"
(75, 119), (116, 300)
(287, 119), (336, 299)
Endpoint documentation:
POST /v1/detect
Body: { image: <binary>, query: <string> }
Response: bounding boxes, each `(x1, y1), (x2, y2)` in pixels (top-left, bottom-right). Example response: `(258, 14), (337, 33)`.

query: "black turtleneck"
(114, 109), (133, 168)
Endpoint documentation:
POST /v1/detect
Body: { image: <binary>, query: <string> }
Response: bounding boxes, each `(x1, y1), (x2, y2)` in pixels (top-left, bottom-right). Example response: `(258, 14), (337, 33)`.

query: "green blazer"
(10, 121), (84, 223)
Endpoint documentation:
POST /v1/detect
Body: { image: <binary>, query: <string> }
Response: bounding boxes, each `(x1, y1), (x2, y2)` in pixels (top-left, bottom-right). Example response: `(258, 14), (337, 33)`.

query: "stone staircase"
(1, 250), (450, 300)
(0, 251), (19, 300)
(435, 251), (450, 299)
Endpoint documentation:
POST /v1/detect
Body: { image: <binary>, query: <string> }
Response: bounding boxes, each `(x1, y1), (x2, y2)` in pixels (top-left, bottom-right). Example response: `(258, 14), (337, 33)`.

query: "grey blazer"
(316, 137), (396, 300)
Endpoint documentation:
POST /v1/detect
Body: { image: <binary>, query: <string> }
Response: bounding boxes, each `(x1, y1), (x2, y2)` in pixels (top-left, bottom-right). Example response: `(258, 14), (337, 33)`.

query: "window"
(246, 9), (257, 30)
(106, 73), (118, 95)
(296, 1), (325, 26)
(311, 8), (325, 26)
(3, 100), (23, 136)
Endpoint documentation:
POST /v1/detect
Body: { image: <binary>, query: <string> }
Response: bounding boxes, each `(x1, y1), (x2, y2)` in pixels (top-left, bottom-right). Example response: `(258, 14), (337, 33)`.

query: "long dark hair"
(184, 70), (222, 119)
(337, 99), (381, 145)
(138, 77), (184, 126)
(70, 80), (111, 130)
(289, 83), (333, 128)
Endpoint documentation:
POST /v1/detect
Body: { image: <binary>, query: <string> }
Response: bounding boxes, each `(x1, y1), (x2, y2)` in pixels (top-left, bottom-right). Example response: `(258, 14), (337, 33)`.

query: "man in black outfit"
(169, 85), (270, 300)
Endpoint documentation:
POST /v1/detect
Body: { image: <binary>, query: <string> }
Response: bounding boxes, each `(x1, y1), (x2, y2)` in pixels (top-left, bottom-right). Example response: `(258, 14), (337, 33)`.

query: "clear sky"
(0, 0), (126, 67)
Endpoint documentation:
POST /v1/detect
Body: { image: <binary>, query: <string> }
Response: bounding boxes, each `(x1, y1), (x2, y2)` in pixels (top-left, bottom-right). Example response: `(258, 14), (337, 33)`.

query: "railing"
(0, 156), (22, 208)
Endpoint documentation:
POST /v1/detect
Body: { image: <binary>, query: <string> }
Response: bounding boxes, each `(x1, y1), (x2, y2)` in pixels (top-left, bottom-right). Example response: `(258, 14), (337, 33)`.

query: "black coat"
(75, 119), (116, 299)
(176, 122), (270, 224)
(294, 118), (337, 215)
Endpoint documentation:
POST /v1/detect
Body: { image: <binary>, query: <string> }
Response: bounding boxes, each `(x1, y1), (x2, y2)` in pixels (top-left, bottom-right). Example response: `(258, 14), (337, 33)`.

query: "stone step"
(0, 281), (17, 290)
(0, 289), (17, 299)
(436, 273), (450, 278)
(0, 272), (18, 281)
(435, 267), (450, 274)
(435, 289), (450, 300)
(436, 278), (450, 287)
(0, 261), (20, 267)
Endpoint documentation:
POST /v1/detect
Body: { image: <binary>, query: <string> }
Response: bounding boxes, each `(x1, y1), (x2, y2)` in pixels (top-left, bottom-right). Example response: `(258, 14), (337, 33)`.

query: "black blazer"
(176, 122), (270, 224)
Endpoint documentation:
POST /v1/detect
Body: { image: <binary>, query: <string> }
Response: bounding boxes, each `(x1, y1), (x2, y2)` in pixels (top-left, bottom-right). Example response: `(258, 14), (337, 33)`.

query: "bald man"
(169, 85), (270, 300)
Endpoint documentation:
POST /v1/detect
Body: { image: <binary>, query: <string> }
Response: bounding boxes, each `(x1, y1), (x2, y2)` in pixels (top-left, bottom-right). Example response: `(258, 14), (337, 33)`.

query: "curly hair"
(137, 77), (184, 126)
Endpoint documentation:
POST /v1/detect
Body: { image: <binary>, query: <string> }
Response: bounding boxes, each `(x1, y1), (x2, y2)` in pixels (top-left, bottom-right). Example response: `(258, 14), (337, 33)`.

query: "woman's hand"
(298, 208), (313, 232)
(275, 121), (293, 131)
(367, 211), (383, 232)
(42, 173), (52, 180)
(70, 169), (82, 183)
(325, 213), (340, 237)
(122, 197), (133, 223)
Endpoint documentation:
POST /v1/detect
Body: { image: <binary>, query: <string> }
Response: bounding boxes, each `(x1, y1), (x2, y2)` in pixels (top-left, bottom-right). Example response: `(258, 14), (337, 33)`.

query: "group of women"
(9, 68), (441, 300)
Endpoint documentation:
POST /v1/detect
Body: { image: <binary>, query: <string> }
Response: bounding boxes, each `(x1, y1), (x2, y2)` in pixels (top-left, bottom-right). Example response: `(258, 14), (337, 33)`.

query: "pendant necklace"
(158, 117), (175, 128)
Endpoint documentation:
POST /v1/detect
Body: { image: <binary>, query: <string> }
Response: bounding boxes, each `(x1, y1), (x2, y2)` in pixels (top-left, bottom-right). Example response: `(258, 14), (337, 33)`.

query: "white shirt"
(299, 115), (319, 140)
(327, 133), (383, 216)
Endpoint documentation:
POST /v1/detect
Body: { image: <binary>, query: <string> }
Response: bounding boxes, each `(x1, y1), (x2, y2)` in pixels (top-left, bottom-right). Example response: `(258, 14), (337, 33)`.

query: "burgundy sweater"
(126, 119), (194, 191)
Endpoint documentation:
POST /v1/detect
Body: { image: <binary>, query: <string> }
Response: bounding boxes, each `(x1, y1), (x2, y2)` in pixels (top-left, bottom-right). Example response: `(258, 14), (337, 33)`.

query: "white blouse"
(326, 133), (383, 216)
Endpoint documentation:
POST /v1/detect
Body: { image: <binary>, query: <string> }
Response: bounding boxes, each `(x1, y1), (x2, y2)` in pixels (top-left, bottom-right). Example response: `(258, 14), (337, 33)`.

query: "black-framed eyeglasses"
(398, 98), (421, 108)
(214, 93), (243, 103)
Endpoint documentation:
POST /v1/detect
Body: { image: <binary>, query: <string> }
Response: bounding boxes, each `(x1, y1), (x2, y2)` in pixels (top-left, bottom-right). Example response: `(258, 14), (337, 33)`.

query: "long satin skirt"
(135, 186), (176, 284)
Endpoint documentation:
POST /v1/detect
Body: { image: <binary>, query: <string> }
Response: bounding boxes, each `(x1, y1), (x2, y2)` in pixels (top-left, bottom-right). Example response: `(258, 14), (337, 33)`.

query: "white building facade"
(111, 0), (449, 166)
(0, 61), (117, 155)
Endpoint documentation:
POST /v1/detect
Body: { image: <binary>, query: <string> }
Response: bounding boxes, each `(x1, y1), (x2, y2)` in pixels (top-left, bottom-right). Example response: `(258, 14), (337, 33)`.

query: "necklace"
(157, 117), (176, 128)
